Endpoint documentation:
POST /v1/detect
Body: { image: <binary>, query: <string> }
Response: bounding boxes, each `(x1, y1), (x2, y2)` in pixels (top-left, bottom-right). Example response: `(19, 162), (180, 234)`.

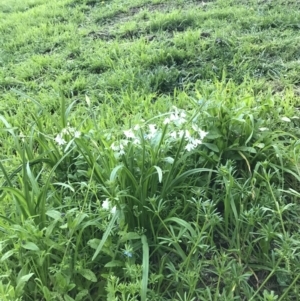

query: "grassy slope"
(1, 0), (300, 111)
(1, 0), (300, 300)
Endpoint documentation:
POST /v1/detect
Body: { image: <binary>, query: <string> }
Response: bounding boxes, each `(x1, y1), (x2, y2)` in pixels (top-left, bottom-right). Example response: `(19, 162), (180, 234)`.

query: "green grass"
(0, 0), (300, 300)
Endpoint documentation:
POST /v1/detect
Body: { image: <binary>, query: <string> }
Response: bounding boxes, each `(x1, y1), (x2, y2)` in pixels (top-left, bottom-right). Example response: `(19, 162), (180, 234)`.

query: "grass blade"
(141, 234), (149, 301)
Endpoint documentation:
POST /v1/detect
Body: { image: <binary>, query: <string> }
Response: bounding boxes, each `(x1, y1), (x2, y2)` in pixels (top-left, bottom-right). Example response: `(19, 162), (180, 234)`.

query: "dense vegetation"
(0, 0), (300, 300)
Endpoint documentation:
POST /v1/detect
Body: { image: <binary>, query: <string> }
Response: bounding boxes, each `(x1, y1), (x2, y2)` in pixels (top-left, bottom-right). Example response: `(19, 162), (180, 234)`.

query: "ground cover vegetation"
(0, 0), (300, 300)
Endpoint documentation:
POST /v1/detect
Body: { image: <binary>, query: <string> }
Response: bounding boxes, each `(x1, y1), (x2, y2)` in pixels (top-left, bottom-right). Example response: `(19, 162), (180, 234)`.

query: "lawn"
(0, 0), (300, 300)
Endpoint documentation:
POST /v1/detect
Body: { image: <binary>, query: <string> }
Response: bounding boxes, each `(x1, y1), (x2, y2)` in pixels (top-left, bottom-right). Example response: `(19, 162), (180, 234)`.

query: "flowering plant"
(68, 106), (213, 238)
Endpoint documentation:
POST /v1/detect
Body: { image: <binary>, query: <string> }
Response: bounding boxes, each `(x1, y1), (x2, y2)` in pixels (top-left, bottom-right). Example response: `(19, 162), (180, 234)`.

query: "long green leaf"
(166, 168), (216, 192)
(165, 217), (196, 237)
(141, 234), (149, 301)
(0, 187), (30, 218)
(92, 212), (118, 261)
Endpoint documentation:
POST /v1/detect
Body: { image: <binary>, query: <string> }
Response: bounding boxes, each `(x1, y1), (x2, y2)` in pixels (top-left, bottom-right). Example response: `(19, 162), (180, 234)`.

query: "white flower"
(112, 142), (127, 157)
(185, 143), (195, 152)
(190, 137), (202, 147)
(169, 107), (187, 126)
(61, 128), (69, 135)
(121, 139), (129, 146)
(111, 142), (119, 151)
(180, 111), (186, 119)
(192, 124), (199, 131)
(124, 129), (135, 139)
(192, 124), (208, 140)
(102, 200), (117, 214)
(178, 130), (185, 138)
(61, 126), (81, 139)
(169, 113), (177, 121)
(134, 124), (140, 131)
(149, 124), (156, 133)
(184, 130), (191, 139)
(163, 117), (171, 125)
(170, 131), (177, 139)
(102, 199), (110, 210)
(74, 131), (81, 138)
(110, 206), (117, 214)
(133, 138), (141, 145)
(193, 138), (203, 146)
(147, 124), (157, 139)
(198, 130), (208, 140)
(118, 144), (125, 155)
(55, 134), (66, 146)
(259, 127), (269, 131)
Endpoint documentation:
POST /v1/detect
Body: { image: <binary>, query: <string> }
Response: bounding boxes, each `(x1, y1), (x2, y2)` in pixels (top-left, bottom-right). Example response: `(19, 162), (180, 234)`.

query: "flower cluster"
(109, 107), (208, 157)
(54, 124), (81, 146)
(163, 106), (187, 126)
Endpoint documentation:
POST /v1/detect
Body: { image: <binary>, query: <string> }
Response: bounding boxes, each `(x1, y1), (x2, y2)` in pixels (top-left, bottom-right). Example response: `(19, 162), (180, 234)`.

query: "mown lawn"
(0, 0), (300, 300)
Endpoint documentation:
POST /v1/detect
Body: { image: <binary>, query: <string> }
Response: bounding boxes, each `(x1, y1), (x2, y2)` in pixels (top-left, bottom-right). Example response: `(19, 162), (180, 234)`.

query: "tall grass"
(0, 80), (299, 300)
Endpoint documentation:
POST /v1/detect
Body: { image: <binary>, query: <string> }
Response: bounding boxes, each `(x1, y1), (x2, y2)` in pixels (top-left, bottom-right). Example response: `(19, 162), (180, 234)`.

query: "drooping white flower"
(123, 129), (135, 139)
(74, 131), (81, 138)
(133, 138), (141, 145)
(102, 199), (110, 210)
(111, 142), (119, 151)
(61, 128), (69, 135)
(192, 124), (208, 140)
(198, 129), (208, 140)
(119, 144), (125, 156)
(61, 126), (81, 139)
(121, 139), (129, 146)
(180, 111), (186, 119)
(55, 134), (66, 146)
(169, 113), (177, 121)
(193, 138), (203, 146)
(147, 124), (157, 139)
(178, 130), (185, 138)
(110, 206), (117, 214)
(169, 107), (187, 126)
(185, 143), (195, 151)
(184, 130), (191, 139)
(163, 117), (171, 125)
(170, 131), (177, 139)
(102, 199), (117, 214)
(189, 137), (203, 148)
(148, 124), (156, 133)
(133, 124), (140, 131)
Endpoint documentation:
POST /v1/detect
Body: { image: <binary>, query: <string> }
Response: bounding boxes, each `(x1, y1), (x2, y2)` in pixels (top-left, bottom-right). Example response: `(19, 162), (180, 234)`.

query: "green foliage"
(1, 0), (300, 300)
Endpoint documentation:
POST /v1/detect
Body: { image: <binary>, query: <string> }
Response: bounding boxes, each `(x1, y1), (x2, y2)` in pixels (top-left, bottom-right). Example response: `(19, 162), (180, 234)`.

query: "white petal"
(102, 199), (110, 210)
(163, 117), (171, 124)
(170, 131), (177, 139)
(55, 134), (66, 146)
(281, 117), (291, 122)
(185, 143), (194, 151)
(111, 142), (119, 151)
(74, 131), (81, 138)
(198, 130), (208, 140)
(185, 130), (191, 139)
(148, 124), (157, 133)
(124, 129), (135, 139)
